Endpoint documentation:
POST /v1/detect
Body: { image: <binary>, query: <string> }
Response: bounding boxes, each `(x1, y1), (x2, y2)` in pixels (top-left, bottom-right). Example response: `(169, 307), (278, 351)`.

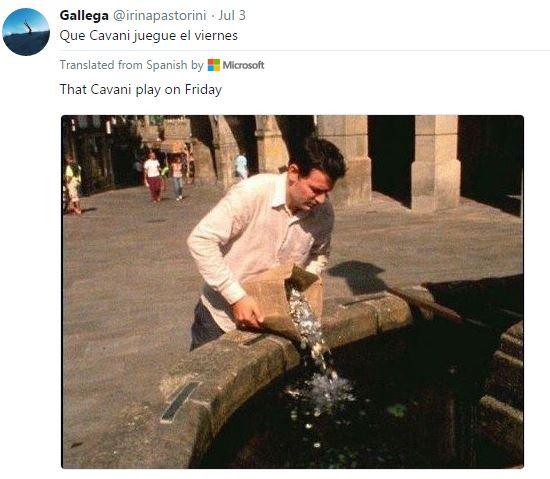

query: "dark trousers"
(190, 301), (225, 351)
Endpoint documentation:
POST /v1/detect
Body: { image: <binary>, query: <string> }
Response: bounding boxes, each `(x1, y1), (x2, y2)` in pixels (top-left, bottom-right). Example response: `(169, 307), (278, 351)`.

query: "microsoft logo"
(208, 58), (221, 71)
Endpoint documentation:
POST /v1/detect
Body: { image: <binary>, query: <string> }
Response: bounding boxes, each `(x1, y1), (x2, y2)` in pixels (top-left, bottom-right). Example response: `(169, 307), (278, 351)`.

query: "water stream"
(285, 287), (355, 432)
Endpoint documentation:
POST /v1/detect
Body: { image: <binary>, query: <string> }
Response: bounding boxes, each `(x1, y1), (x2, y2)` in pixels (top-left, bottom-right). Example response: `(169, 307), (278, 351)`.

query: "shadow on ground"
(63, 207), (98, 216)
(327, 261), (387, 295)
(464, 195), (521, 217)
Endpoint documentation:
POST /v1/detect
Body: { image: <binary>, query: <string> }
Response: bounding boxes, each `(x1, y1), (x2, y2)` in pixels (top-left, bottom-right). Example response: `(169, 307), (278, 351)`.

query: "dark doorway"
(239, 116), (259, 175)
(369, 116), (415, 206)
(458, 116), (523, 216)
(111, 143), (134, 186)
(111, 123), (142, 187)
(276, 116), (316, 165)
(190, 115), (216, 176)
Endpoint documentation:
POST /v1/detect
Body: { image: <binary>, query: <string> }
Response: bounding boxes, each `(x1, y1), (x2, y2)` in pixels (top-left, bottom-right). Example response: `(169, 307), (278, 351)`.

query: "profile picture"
(2, 8), (49, 56)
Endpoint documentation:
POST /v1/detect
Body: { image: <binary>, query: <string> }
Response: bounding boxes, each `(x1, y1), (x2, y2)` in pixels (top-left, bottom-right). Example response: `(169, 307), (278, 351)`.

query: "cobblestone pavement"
(62, 183), (522, 465)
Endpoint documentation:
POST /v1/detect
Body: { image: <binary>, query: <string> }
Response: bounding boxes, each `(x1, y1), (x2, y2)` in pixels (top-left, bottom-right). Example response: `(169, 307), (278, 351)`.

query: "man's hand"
(231, 295), (264, 330)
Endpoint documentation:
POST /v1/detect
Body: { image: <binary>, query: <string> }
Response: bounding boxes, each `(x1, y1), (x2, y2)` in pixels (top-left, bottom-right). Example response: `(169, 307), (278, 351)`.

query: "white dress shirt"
(187, 172), (334, 331)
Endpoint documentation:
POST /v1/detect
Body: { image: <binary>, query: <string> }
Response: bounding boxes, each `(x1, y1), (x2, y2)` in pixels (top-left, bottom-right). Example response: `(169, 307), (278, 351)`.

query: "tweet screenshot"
(1, 0), (546, 476)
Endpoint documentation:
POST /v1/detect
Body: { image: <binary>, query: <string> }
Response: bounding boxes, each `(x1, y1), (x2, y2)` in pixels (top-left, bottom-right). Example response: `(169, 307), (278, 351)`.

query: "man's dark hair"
(291, 136), (347, 183)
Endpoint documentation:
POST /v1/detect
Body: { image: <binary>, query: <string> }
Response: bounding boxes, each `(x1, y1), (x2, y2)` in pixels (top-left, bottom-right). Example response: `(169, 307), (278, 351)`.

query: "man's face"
(287, 164), (333, 213)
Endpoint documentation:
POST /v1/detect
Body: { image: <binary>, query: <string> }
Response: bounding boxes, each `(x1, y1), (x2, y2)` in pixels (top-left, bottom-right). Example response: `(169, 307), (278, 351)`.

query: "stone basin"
(75, 278), (523, 468)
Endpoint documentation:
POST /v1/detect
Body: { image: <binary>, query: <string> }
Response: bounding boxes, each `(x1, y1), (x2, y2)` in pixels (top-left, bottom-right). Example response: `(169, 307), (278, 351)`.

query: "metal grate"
(160, 381), (200, 424)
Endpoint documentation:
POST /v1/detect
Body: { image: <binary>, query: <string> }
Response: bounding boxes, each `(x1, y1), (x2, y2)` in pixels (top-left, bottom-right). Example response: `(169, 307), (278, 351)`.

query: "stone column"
(255, 115), (290, 173)
(101, 136), (114, 186)
(211, 115), (240, 189)
(192, 139), (217, 185)
(186, 116), (217, 185)
(316, 115), (371, 207)
(411, 115), (461, 212)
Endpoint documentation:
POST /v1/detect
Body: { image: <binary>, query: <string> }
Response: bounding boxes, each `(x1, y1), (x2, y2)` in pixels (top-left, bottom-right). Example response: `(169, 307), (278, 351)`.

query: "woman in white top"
(143, 151), (162, 202)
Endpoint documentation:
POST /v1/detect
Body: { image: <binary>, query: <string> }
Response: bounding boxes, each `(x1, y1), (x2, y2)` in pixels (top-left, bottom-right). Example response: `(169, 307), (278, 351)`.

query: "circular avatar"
(3, 8), (50, 56)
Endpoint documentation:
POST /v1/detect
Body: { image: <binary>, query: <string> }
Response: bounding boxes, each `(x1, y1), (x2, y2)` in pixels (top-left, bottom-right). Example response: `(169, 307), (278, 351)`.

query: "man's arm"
(187, 184), (264, 328)
(231, 295), (263, 329)
(304, 235), (331, 276)
(304, 205), (335, 276)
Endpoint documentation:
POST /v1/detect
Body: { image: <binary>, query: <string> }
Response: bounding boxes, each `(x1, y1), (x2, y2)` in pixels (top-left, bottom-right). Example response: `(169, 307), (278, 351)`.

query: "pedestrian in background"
(234, 151), (249, 181)
(186, 149), (195, 185)
(160, 159), (170, 193)
(64, 154), (82, 215)
(143, 151), (162, 202)
(171, 155), (184, 201)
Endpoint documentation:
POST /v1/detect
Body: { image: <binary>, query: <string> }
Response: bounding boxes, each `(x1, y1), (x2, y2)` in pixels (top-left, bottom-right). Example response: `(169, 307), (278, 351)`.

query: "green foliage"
(386, 403), (407, 418)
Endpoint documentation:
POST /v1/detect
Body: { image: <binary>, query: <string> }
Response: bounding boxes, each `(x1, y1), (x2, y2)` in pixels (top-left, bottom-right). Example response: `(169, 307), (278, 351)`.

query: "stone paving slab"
(63, 184), (522, 467)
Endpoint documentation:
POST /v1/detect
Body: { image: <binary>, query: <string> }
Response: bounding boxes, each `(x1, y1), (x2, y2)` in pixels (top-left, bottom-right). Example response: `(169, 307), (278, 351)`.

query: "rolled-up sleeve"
(304, 232), (331, 276)
(187, 185), (251, 305)
(304, 204), (334, 276)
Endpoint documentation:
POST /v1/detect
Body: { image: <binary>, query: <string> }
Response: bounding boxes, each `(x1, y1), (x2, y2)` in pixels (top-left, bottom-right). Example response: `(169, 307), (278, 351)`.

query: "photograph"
(62, 114), (523, 468)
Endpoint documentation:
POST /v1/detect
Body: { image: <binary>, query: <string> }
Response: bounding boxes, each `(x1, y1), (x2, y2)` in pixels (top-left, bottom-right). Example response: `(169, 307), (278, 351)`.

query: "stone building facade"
(63, 115), (523, 213)
(143, 115), (522, 213)
(62, 116), (115, 195)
